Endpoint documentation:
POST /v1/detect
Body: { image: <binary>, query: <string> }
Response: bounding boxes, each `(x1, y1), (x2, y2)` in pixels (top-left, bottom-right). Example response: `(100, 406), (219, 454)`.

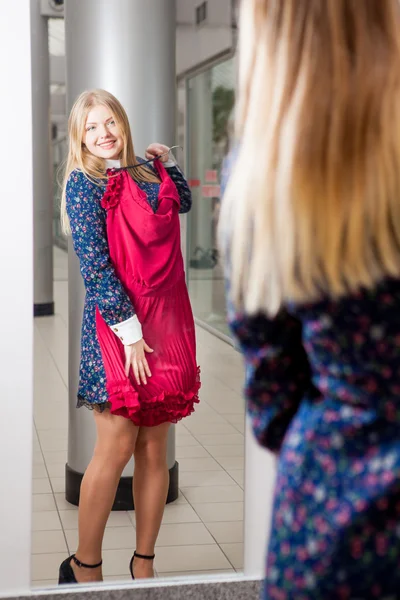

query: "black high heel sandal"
(129, 551), (155, 580)
(58, 554), (103, 585)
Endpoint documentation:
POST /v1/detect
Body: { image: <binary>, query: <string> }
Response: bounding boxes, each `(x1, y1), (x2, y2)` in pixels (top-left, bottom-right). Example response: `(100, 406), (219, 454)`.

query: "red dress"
(95, 160), (200, 426)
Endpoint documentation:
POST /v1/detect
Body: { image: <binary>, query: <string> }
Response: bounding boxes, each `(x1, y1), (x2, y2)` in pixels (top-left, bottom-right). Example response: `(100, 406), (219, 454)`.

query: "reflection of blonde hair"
(61, 89), (159, 234)
(220, 0), (400, 316)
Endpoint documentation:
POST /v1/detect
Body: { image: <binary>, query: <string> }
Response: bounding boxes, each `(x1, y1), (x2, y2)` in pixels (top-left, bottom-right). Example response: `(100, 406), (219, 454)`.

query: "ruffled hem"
(106, 367), (201, 427)
(101, 170), (123, 210)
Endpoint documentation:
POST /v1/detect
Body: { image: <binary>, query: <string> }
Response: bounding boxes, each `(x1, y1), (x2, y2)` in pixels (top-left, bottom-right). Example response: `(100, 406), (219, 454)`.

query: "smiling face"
(84, 104), (124, 160)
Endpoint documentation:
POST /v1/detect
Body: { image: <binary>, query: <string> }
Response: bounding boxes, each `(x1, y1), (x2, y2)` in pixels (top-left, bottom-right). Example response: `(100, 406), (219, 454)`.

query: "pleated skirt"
(95, 278), (200, 427)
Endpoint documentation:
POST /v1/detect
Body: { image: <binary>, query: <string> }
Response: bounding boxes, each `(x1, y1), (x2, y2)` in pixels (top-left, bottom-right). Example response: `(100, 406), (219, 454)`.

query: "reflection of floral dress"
(222, 154), (400, 599)
(66, 161), (200, 425)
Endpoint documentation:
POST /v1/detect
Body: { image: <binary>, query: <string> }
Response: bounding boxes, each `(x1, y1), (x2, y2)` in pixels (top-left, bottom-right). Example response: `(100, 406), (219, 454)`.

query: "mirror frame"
(5, 577), (262, 600)
(0, 3), (272, 596)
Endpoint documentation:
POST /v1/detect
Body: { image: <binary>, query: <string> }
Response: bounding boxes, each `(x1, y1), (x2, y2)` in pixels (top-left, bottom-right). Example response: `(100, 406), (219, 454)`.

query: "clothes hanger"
(113, 145), (183, 171)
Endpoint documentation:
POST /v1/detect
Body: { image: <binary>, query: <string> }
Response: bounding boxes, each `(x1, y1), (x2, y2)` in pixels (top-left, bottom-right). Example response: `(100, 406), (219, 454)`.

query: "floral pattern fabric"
(66, 163), (192, 408)
(221, 153), (400, 599)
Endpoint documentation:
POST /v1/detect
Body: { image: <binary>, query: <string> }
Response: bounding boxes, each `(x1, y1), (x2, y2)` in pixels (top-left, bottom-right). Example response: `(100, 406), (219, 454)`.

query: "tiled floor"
(31, 247), (245, 588)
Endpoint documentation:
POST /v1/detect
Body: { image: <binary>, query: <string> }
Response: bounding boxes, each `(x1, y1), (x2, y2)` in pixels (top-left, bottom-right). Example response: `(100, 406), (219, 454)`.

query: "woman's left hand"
(145, 143), (170, 163)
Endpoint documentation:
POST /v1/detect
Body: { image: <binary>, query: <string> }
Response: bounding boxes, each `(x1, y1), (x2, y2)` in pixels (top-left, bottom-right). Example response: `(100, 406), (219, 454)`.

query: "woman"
(220, 1), (400, 598)
(58, 89), (200, 584)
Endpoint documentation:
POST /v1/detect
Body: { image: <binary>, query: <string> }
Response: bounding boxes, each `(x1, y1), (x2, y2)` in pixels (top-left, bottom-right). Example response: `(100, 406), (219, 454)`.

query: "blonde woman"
(58, 89), (200, 584)
(221, 1), (400, 598)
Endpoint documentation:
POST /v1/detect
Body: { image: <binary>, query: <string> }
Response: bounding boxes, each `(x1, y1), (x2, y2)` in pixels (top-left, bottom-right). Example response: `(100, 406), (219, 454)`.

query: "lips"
(98, 140), (116, 149)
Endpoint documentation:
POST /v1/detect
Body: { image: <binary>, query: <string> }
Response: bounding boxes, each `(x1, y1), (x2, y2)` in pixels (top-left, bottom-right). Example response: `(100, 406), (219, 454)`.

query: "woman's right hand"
(124, 339), (154, 385)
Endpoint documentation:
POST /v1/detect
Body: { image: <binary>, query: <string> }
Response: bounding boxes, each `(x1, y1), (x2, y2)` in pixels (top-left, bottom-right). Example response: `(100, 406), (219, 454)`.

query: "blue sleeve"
(66, 170), (136, 326)
(165, 165), (193, 214)
(221, 147), (315, 452)
(228, 303), (316, 453)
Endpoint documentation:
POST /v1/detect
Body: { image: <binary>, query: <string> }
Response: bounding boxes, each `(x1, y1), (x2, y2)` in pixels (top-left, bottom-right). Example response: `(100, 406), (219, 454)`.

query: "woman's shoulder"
(66, 169), (105, 198)
(292, 277), (400, 327)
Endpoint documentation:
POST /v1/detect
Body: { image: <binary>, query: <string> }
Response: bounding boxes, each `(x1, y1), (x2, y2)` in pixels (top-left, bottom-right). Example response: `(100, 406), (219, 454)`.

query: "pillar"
(187, 70), (214, 319)
(64, 0), (178, 509)
(31, 0), (54, 317)
(188, 70), (214, 259)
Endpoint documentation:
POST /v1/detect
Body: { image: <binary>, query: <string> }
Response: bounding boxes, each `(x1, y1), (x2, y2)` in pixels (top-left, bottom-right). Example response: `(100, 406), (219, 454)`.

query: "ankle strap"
(134, 551), (155, 561)
(72, 554), (103, 569)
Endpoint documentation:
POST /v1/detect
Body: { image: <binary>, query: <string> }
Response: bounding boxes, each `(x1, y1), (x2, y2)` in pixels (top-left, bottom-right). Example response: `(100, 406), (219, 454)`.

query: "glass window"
(186, 58), (235, 337)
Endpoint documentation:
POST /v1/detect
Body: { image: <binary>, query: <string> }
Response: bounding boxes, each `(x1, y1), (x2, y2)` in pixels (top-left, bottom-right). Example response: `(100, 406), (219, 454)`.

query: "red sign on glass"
(205, 170), (218, 183)
(188, 179), (201, 188)
(202, 185), (221, 198)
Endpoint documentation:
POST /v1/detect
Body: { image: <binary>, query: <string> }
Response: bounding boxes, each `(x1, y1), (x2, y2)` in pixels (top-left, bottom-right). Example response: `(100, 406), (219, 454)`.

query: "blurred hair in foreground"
(220, 0), (400, 315)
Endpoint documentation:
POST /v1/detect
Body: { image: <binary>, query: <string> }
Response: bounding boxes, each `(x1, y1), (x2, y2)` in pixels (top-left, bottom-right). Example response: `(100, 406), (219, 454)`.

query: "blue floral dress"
(221, 157), (400, 599)
(66, 162), (192, 410)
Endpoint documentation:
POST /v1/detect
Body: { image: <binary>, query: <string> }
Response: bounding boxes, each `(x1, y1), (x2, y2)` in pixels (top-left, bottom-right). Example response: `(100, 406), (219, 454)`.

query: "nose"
(98, 124), (109, 139)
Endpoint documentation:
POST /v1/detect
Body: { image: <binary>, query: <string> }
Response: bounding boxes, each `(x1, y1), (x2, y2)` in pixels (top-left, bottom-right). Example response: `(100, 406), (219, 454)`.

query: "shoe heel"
(58, 567), (68, 585)
(58, 554), (102, 585)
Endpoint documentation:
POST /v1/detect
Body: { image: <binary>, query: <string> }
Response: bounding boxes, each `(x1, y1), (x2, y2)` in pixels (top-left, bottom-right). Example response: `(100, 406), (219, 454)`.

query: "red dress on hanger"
(95, 159), (200, 426)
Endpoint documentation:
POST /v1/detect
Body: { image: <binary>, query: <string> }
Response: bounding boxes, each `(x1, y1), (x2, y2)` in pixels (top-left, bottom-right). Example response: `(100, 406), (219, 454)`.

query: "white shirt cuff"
(164, 158), (177, 168)
(109, 315), (143, 345)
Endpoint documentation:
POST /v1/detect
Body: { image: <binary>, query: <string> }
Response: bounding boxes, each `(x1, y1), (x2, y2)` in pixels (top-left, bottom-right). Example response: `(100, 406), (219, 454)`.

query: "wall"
(0, 0), (33, 593)
(176, 0), (235, 77)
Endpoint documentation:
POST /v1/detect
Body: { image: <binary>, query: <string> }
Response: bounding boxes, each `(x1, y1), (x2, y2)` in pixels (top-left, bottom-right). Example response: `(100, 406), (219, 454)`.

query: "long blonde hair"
(220, 0), (400, 316)
(60, 89), (160, 235)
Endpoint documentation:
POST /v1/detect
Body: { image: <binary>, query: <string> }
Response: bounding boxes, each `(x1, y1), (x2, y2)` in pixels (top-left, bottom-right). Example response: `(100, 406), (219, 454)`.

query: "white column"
(0, 0), (33, 593)
(188, 70), (214, 258)
(64, 0), (178, 505)
(32, 0), (54, 316)
(244, 417), (277, 577)
(186, 71), (214, 318)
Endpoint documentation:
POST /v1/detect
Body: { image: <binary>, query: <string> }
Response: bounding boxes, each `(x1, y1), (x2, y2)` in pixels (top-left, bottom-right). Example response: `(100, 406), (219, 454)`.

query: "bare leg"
(132, 422), (171, 579)
(72, 408), (139, 583)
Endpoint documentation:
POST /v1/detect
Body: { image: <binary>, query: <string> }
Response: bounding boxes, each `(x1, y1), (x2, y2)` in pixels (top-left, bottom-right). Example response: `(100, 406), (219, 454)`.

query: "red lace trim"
(106, 367), (201, 427)
(101, 170), (123, 210)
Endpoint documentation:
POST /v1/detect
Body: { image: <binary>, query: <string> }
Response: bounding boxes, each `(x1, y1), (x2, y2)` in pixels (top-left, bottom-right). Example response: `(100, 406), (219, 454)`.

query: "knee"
(134, 438), (167, 469)
(116, 438), (135, 469)
(95, 434), (134, 470)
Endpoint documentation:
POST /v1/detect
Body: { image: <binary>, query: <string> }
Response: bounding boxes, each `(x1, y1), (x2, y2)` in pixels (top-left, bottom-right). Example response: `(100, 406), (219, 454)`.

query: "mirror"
(32, 256), (245, 586)
(30, 5), (246, 591)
